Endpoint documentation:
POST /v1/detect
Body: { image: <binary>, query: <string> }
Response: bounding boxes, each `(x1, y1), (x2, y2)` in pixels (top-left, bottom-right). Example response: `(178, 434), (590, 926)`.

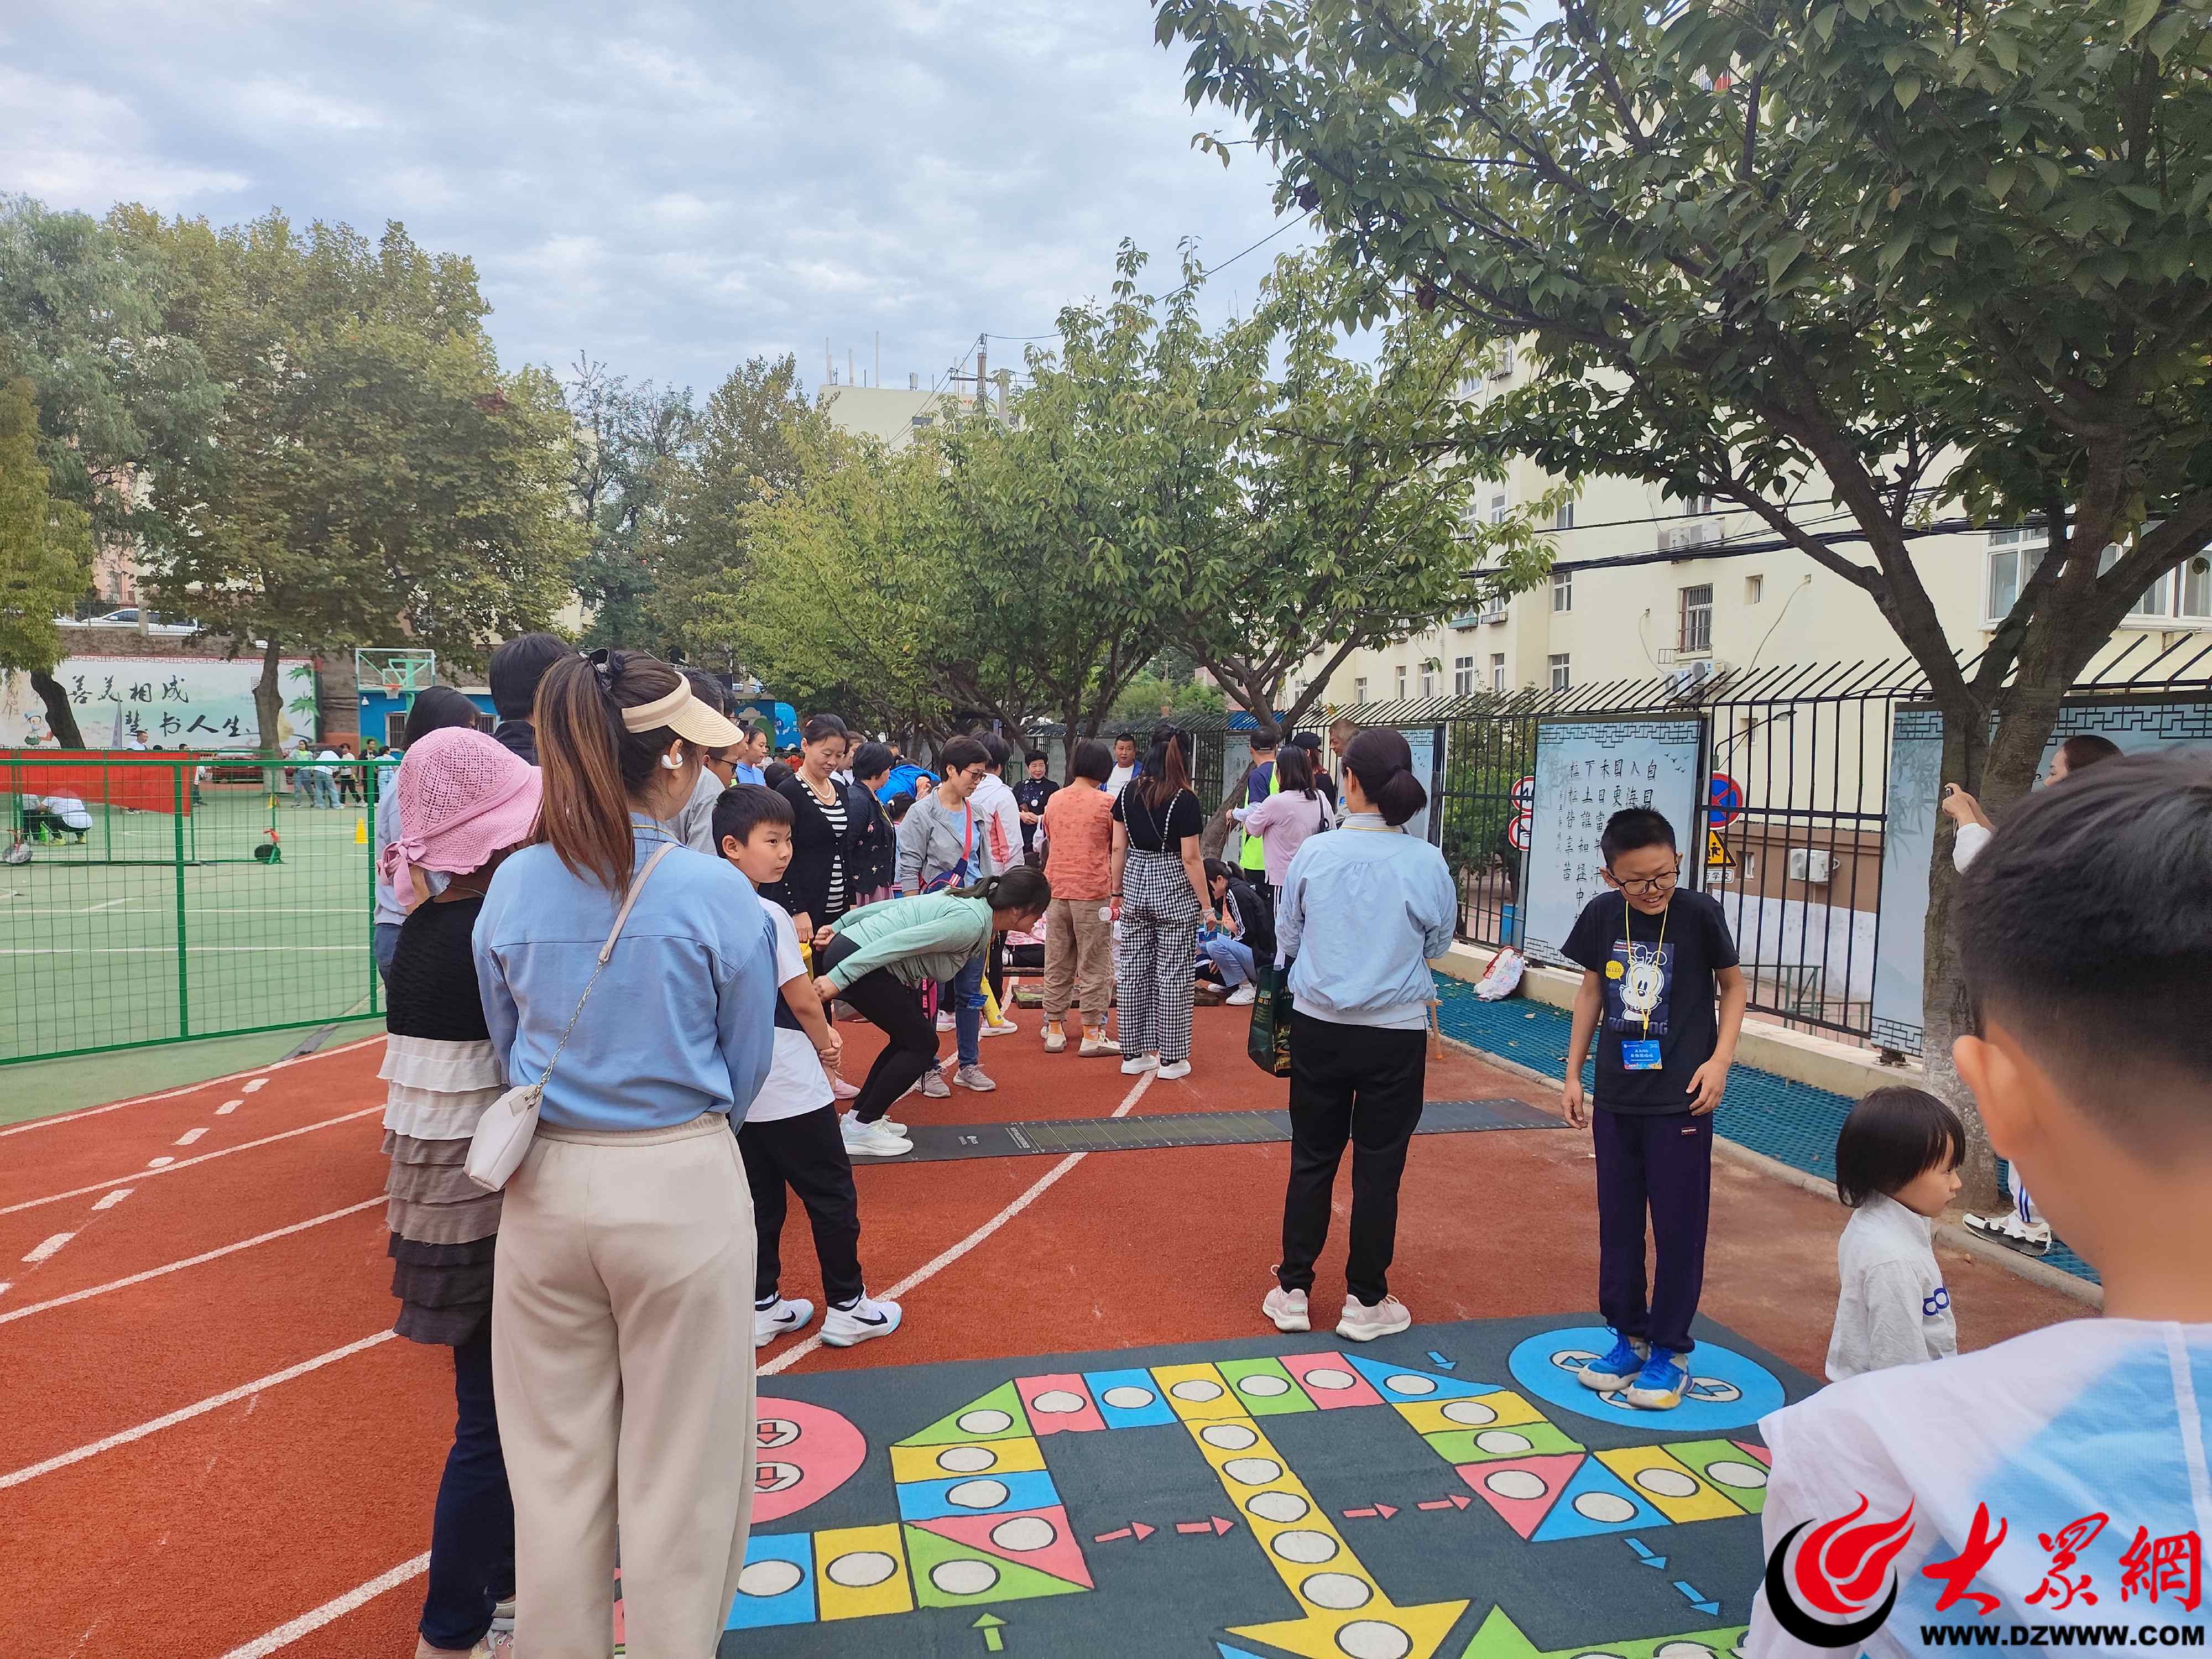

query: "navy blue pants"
(1592, 1107), (1713, 1357)
(419, 1319), (515, 1649)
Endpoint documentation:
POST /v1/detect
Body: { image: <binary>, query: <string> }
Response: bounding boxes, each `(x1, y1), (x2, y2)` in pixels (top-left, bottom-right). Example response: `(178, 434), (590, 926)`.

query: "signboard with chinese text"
(1520, 716), (1707, 968)
(0, 656), (317, 750)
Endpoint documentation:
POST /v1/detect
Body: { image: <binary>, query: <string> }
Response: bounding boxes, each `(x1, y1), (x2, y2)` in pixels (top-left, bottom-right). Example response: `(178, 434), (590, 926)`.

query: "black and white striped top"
(817, 787), (849, 916)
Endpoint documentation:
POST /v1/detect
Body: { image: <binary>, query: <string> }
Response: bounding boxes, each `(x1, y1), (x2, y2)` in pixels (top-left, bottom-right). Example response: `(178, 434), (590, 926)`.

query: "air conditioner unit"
(1483, 606), (1507, 624)
(1658, 521), (1719, 554)
(1667, 658), (1728, 697)
(1787, 848), (1834, 884)
(1488, 344), (1516, 381)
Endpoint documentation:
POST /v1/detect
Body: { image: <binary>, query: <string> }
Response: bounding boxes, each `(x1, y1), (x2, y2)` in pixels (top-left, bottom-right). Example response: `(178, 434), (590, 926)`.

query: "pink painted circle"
(753, 1396), (867, 1523)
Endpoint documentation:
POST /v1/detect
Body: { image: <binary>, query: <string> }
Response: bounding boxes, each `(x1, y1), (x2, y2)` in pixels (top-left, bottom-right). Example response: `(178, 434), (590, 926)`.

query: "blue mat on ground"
(696, 1313), (1814, 1658)
(1431, 978), (2099, 1285)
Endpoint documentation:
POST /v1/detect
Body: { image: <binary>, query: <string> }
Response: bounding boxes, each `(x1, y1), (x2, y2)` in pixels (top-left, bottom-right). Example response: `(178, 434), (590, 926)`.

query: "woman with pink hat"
(473, 648), (777, 1658)
(374, 727), (542, 1659)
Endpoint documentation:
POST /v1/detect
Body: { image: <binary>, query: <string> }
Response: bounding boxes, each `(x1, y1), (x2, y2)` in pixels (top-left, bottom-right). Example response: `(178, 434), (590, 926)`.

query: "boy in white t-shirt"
(716, 785), (902, 1352)
(1750, 753), (2212, 1655)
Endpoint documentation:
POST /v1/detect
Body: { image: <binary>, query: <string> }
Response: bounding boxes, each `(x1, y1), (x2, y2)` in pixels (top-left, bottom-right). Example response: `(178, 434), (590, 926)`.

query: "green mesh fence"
(1, 754), (392, 1063)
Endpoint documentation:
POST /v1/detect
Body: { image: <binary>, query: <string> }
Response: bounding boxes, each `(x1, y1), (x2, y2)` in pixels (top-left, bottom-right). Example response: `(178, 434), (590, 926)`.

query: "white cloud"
(0, 67), (249, 201)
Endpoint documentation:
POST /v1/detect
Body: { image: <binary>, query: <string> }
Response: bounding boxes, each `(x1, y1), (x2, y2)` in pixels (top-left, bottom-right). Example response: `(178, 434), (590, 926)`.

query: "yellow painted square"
(888, 1434), (1047, 1486)
(1595, 1446), (1745, 1524)
(813, 1523), (912, 1621)
(1151, 1361), (1245, 1420)
(1391, 1389), (1547, 1437)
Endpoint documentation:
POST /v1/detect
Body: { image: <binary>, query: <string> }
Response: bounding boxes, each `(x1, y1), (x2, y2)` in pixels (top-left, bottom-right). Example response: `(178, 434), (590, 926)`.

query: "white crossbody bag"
(465, 842), (679, 1193)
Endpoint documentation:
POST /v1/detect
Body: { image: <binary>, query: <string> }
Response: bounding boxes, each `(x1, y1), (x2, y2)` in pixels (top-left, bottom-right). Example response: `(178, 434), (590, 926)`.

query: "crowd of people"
(360, 629), (2211, 1657)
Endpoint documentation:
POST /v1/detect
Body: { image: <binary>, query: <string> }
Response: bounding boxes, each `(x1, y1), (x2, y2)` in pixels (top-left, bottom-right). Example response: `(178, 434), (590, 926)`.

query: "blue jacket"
(1277, 812), (1458, 1030)
(474, 819), (778, 1130)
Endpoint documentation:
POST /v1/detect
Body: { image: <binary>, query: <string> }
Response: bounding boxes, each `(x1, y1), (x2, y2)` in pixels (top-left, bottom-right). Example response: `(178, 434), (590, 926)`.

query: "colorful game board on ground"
(669, 1316), (1813, 1659)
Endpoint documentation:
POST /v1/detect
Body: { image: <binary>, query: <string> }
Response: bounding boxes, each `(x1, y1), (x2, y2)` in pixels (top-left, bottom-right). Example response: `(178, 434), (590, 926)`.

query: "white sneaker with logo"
(1964, 1209), (2054, 1254)
(840, 1116), (913, 1159)
(1225, 983), (1258, 1006)
(823, 1294), (904, 1347)
(935, 1010), (957, 1034)
(753, 1296), (815, 1348)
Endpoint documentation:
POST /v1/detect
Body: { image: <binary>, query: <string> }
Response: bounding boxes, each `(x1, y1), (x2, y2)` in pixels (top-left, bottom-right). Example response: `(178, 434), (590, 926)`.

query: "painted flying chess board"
(676, 1316), (1814, 1659)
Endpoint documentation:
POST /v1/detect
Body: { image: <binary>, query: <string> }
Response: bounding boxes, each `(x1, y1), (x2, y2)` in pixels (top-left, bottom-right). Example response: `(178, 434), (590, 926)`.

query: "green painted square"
(1217, 1356), (1316, 1416)
(1423, 1419), (1583, 1464)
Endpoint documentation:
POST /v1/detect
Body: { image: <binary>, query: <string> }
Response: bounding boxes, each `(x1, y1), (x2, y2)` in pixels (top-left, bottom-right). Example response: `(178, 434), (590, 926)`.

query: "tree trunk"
(29, 670), (86, 749)
(1918, 681), (2063, 1207)
(253, 636), (284, 757)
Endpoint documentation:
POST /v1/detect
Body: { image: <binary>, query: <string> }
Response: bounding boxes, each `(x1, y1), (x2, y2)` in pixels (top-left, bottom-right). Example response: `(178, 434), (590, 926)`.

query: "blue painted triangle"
(1529, 1454), (1669, 1541)
(1218, 1644), (1273, 1659)
(1341, 1352), (1498, 1402)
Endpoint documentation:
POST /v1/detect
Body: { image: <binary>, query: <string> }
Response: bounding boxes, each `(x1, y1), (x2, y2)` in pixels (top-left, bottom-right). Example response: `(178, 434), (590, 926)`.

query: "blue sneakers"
(1625, 1348), (1688, 1410)
(1577, 1331), (1649, 1392)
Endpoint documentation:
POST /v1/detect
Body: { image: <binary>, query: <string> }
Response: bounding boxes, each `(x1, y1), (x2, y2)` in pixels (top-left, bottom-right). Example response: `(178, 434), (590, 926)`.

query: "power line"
(986, 213), (1314, 347)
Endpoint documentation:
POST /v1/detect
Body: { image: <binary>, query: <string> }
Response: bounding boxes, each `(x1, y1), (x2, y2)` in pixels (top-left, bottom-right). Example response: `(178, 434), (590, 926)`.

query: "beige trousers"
(492, 1113), (757, 1658)
(1041, 896), (1114, 1025)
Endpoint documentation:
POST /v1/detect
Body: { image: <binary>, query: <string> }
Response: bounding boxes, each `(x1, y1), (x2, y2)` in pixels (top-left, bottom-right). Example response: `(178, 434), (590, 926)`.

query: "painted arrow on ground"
(1416, 1495), (1473, 1512)
(1426, 1350), (1457, 1370)
(1342, 1504), (1400, 1520)
(1092, 1522), (1157, 1543)
(973, 1611), (1007, 1651)
(1672, 1579), (1721, 1616)
(1624, 1536), (1670, 1570)
(1176, 1515), (1236, 1536)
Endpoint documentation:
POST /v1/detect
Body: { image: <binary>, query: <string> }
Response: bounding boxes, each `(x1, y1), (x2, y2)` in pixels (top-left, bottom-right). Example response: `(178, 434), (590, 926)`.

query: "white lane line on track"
(21, 1233), (74, 1265)
(0, 1329), (396, 1491)
(0, 1035), (380, 1138)
(0, 1107), (385, 1216)
(0, 1198), (383, 1327)
(174, 1126), (208, 1146)
(759, 1067), (1156, 1379)
(215, 1100), (241, 1115)
(145, 1157), (173, 1169)
(217, 1553), (431, 1659)
(91, 1188), (133, 1211)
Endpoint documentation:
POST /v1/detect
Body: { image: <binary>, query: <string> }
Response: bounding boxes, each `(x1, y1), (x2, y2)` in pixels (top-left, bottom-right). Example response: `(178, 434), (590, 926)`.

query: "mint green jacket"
(823, 893), (993, 990)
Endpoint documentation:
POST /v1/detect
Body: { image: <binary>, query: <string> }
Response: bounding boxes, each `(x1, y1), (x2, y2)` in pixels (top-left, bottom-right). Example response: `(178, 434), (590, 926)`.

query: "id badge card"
(1620, 1039), (1663, 1072)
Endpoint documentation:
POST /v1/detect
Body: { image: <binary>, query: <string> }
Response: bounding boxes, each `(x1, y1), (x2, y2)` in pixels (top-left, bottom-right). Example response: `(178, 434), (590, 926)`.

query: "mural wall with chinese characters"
(1521, 717), (1707, 968)
(0, 656), (318, 749)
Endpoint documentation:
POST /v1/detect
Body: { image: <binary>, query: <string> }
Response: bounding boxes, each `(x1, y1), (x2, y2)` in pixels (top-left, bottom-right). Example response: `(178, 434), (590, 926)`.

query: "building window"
(1551, 569), (1572, 613)
(1689, 494), (1717, 517)
(1554, 498), (1575, 531)
(2098, 541), (2169, 617)
(1745, 574), (1764, 605)
(1395, 665), (1407, 700)
(1490, 493), (1509, 526)
(1491, 653), (1506, 692)
(1452, 655), (1474, 696)
(1419, 665), (1435, 698)
(1678, 583), (1714, 655)
(2183, 555), (2212, 620)
(1353, 676), (1368, 705)
(1985, 526), (2047, 622)
(1549, 654), (1571, 692)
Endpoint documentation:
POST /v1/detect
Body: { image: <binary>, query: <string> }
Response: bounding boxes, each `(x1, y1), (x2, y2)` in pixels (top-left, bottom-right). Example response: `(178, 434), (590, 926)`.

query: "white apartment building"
(1308, 354), (2212, 713)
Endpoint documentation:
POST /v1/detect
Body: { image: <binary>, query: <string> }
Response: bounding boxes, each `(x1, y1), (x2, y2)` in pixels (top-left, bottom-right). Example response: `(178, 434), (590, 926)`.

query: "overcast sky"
(7, 0), (1313, 398)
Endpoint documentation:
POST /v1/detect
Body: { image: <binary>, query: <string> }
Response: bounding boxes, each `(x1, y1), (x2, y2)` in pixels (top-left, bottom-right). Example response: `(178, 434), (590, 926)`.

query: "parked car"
(72, 609), (202, 636)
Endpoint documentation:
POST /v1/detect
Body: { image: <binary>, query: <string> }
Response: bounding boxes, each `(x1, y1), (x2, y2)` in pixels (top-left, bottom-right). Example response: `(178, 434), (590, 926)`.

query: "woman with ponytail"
(807, 865), (1053, 1159)
(472, 649), (778, 1658)
(1262, 727), (1459, 1347)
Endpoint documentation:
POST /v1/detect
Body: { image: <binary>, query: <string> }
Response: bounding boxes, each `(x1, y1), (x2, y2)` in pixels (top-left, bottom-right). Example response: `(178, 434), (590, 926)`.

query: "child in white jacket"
(1826, 1086), (1963, 1381)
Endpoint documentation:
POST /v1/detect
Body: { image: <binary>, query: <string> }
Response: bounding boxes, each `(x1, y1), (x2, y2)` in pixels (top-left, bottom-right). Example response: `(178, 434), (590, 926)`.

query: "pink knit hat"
(378, 727), (541, 908)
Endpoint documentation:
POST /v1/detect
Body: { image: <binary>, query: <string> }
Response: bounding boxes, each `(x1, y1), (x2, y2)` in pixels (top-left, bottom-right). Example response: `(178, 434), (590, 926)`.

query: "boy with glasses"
(1561, 808), (1746, 1408)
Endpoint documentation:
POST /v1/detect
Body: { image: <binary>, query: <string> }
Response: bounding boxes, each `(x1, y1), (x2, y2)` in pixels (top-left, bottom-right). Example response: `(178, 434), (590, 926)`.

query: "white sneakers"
(840, 1114), (913, 1158)
(980, 1016), (1019, 1037)
(1156, 1059), (1192, 1080)
(1225, 983), (1258, 1006)
(1337, 1294), (1412, 1343)
(952, 1063), (997, 1092)
(754, 1296), (815, 1349)
(935, 1010), (957, 1034)
(1262, 1286), (1310, 1332)
(1120, 1053), (1159, 1075)
(823, 1294), (903, 1347)
(1042, 1022), (1068, 1053)
(1079, 1033), (1121, 1058)
(1965, 1209), (2054, 1254)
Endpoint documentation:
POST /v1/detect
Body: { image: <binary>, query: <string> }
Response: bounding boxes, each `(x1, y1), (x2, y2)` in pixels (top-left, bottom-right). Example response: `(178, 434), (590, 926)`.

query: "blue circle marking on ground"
(1507, 1324), (1785, 1432)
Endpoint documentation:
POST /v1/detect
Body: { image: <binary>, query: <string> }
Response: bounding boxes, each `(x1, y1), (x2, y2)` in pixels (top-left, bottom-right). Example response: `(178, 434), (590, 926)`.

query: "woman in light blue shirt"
(1263, 727), (1459, 1349)
(473, 648), (775, 1659)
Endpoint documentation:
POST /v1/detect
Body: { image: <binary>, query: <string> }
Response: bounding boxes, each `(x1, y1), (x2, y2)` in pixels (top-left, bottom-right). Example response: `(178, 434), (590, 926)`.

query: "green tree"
(565, 354), (697, 651)
(655, 354), (826, 669)
(1159, 0), (2212, 1191)
(0, 198), (222, 744)
(0, 377), (95, 740)
(118, 210), (579, 749)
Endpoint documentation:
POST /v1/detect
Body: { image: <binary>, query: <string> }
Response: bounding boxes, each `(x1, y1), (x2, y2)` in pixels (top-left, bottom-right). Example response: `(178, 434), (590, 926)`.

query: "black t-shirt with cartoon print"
(1562, 890), (1739, 1114)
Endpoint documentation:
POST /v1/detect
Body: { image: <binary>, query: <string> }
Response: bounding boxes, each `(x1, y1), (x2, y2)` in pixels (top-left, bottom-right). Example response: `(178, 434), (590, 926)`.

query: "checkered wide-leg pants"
(1114, 848), (1201, 1064)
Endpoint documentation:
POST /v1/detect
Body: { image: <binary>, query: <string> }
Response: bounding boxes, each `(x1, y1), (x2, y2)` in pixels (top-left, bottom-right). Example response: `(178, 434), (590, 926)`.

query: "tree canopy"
(0, 376), (95, 742)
